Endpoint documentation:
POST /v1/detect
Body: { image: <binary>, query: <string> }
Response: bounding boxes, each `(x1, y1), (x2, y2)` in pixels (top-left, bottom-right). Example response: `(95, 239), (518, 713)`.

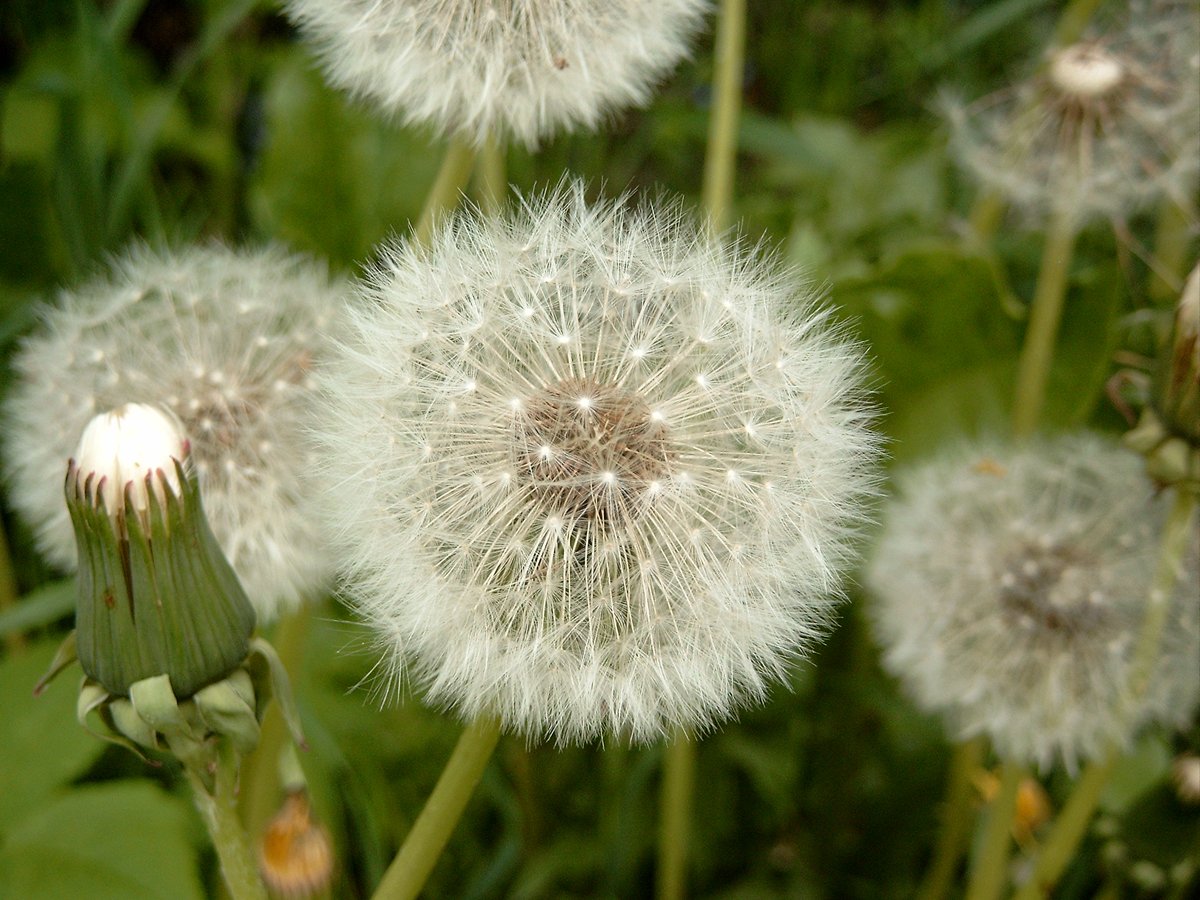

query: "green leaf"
(0, 781), (203, 900)
(0, 580), (75, 639)
(0, 636), (103, 825)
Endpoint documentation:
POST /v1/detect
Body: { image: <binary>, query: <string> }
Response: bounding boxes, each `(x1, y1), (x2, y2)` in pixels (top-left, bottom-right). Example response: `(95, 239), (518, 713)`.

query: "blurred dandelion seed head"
(4, 244), (345, 623)
(867, 434), (1200, 771)
(944, 1), (1200, 226)
(282, 0), (711, 148)
(315, 183), (880, 744)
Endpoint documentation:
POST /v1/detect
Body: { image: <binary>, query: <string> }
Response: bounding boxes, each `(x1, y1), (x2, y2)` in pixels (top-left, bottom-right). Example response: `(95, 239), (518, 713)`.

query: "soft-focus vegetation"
(0, 1), (1195, 897)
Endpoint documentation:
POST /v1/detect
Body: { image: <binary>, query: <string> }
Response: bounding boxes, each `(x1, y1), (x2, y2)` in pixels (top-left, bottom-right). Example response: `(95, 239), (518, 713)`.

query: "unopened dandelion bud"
(1172, 753), (1200, 804)
(68, 404), (256, 698)
(1126, 265), (1200, 489)
(4, 244), (343, 623)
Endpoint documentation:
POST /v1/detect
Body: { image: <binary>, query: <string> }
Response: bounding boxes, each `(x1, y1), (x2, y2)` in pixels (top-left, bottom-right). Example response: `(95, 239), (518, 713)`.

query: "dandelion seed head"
(315, 184), (880, 743)
(943, 1), (1199, 226)
(867, 434), (1200, 771)
(283, 0), (711, 148)
(4, 244), (345, 623)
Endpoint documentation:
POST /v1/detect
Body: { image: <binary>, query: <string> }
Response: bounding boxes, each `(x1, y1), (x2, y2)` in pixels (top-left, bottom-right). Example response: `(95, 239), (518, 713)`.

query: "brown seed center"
(512, 377), (672, 521)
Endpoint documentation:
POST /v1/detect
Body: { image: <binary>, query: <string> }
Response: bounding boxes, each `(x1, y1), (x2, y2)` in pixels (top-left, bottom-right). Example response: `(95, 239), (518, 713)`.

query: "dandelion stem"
(1012, 490), (1196, 899)
(1149, 199), (1194, 302)
(0, 521), (24, 653)
(657, 732), (696, 900)
(184, 743), (268, 900)
(702, 0), (746, 234)
(968, 190), (1006, 245)
(1012, 214), (1076, 437)
(239, 603), (313, 844)
(1010, 754), (1115, 900)
(917, 736), (986, 900)
(964, 759), (1022, 900)
(413, 139), (477, 248)
(476, 134), (507, 215)
(1054, 0), (1106, 46)
(371, 715), (502, 900)
(655, 3), (746, 893)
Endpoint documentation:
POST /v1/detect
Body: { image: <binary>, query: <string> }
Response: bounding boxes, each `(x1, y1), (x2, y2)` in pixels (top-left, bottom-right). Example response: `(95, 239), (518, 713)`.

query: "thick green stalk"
(916, 736), (987, 900)
(1012, 490), (1197, 899)
(1012, 215), (1077, 437)
(1010, 754), (1116, 900)
(656, 734), (696, 900)
(1054, 0), (1105, 45)
(701, 0), (746, 234)
(185, 744), (268, 900)
(239, 603), (313, 841)
(476, 135), (506, 215)
(0, 522), (23, 653)
(964, 760), (1022, 900)
(371, 716), (502, 900)
(1149, 200), (1194, 303)
(413, 139), (477, 248)
(656, 4), (746, 895)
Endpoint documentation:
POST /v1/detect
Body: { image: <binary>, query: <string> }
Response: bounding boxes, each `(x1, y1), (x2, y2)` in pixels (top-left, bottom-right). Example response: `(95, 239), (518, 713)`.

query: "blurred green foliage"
(0, 1), (1195, 898)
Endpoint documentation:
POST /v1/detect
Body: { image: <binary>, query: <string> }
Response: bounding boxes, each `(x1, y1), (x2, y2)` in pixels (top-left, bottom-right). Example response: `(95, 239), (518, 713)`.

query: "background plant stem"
(656, 734), (696, 900)
(476, 135), (506, 215)
(413, 139), (477, 247)
(917, 736), (986, 900)
(1012, 214), (1076, 437)
(239, 603), (313, 842)
(701, 0), (746, 235)
(185, 744), (268, 900)
(964, 760), (1022, 900)
(656, 2), (746, 895)
(371, 716), (502, 900)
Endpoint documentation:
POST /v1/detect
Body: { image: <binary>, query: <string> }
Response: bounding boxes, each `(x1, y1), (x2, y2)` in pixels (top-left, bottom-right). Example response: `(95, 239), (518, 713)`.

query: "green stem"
(371, 716), (502, 900)
(1012, 490), (1196, 899)
(1054, 0), (1105, 46)
(701, 0), (746, 233)
(968, 190), (1005, 246)
(476, 134), (506, 215)
(1149, 199), (1194, 303)
(413, 139), (477, 248)
(184, 744), (268, 900)
(1124, 490), (1197, 710)
(965, 760), (1022, 900)
(1012, 214), (1077, 437)
(656, 733), (696, 900)
(0, 520), (24, 653)
(1010, 754), (1116, 900)
(239, 603), (313, 842)
(917, 736), (987, 900)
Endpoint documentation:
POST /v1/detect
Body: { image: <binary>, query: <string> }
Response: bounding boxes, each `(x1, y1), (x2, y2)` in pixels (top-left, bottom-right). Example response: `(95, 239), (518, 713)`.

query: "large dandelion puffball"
(316, 185), (879, 744)
(4, 244), (344, 623)
(282, 0), (710, 148)
(868, 434), (1200, 771)
(943, 0), (1199, 226)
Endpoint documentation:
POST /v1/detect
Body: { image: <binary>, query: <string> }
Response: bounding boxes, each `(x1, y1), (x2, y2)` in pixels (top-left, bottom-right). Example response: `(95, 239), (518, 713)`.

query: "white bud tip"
(75, 403), (187, 513)
(1049, 45), (1125, 99)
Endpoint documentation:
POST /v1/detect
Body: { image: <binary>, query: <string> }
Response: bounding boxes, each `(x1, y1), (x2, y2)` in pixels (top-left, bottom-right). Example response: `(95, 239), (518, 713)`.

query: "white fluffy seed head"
(867, 434), (1200, 772)
(315, 183), (881, 744)
(943, 1), (1200, 226)
(282, 0), (711, 148)
(4, 244), (345, 623)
